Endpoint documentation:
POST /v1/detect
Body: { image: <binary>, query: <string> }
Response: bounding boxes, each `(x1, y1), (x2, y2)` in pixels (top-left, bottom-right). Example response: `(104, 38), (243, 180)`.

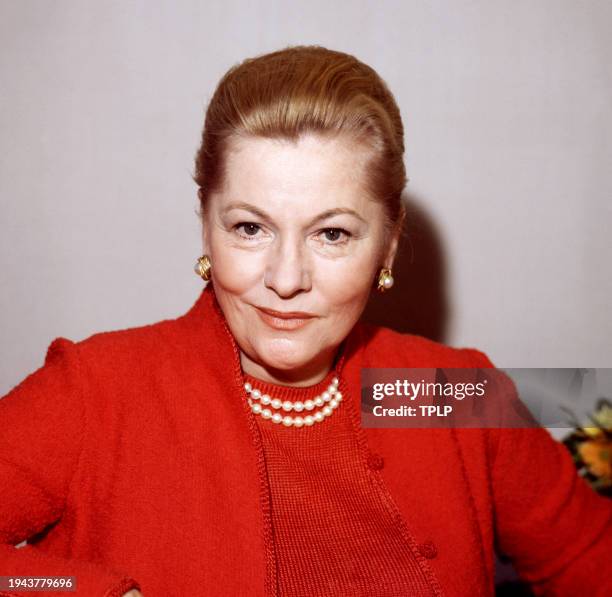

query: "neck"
(239, 345), (339, 387)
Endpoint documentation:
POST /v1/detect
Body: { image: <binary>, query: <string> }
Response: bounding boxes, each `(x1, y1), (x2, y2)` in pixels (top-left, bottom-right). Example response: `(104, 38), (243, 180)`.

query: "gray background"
(2, 0), (611, 397)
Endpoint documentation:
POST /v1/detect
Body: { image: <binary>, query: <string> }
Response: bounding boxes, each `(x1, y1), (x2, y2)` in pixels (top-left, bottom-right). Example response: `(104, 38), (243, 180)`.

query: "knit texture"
(1, 282), (610, 596)
(244, 364), (435, 596)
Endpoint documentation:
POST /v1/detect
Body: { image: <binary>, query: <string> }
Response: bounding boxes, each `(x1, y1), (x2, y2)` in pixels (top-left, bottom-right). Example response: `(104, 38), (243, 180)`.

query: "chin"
(257, 338), (313, 371)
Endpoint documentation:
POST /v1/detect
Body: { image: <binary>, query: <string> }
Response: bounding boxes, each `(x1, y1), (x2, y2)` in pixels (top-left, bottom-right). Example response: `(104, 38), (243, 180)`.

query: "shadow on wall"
(362, 192), (449, 342)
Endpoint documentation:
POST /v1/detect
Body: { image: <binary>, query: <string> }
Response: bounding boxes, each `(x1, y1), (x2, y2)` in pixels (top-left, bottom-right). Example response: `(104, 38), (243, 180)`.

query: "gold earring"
(377, 267), (394, 292)
(194, 255), (212, 281)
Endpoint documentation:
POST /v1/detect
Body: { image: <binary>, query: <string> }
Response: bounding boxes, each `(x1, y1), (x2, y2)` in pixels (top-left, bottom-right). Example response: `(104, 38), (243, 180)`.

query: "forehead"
(218, 133), (378, 216)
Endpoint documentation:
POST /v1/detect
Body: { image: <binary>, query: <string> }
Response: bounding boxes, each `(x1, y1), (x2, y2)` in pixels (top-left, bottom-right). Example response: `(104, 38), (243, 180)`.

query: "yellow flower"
(592, 404), (612, 428)
(581, 426), (604, 439)
(579, 439), (612, 479)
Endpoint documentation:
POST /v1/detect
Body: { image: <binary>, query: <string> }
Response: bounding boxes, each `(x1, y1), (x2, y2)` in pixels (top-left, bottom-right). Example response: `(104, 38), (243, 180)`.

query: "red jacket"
(1, 283), (610, 596)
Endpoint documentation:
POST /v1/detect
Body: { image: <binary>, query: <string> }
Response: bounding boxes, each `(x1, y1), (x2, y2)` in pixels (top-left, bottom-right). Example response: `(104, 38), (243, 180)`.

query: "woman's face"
(202, 132), (400, 383)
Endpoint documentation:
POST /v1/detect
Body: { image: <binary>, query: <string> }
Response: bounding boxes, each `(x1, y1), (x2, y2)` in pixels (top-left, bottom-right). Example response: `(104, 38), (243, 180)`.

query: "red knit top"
(243, 361), (434, 596)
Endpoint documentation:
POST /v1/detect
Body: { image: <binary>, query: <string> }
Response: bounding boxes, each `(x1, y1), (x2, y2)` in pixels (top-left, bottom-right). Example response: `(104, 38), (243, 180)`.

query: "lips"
(258, 307), (315, 319)
(255, 306), (316, 330)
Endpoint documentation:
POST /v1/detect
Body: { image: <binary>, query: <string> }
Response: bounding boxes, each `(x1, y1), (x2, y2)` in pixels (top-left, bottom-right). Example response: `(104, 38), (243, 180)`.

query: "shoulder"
(47, 312), (189, 374)
(40, 286), (225, 385)
(356, 321), (495, 368)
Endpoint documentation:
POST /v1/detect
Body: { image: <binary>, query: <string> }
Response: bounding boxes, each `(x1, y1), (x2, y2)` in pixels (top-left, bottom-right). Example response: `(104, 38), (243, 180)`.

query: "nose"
(264, 233), (312, 298)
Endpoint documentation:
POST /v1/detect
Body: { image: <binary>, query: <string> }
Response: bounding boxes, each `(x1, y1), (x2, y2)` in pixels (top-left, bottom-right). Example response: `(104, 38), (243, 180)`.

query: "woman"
(1, 46), (610, 597)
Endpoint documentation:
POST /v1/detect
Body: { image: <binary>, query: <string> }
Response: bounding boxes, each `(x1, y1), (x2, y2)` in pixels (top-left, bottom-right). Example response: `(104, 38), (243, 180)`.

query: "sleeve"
(466, 348), (612, 596)
(0, 337), (141, 597)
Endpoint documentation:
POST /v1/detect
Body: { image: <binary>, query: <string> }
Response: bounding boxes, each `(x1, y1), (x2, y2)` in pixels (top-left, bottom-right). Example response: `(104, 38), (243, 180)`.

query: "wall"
(2, 0), (611, 396)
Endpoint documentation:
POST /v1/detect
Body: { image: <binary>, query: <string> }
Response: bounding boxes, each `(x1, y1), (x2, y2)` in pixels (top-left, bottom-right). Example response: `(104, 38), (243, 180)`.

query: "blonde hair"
(193, 45), (407, 235)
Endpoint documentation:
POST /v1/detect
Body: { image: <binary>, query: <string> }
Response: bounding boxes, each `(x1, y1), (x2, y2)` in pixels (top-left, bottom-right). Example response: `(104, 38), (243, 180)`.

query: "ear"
(199, 190), (210, 255)
(382, 203), (406, 269)
(201, 224), (209, 256)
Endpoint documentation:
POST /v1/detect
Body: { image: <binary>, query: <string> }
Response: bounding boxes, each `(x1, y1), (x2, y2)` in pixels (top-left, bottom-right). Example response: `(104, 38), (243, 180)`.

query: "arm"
(0, 338), (141, 597)
(490, 412), (611, 596)
(468, 349), (612, 596)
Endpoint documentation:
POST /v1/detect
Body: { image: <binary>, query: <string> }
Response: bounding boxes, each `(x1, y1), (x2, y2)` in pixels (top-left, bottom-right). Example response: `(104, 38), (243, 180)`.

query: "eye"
(234, 222), (263, 239)
(318, 228), (351, 244)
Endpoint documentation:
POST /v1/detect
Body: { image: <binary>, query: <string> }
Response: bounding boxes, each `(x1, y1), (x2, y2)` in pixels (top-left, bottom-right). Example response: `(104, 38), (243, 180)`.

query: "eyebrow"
(222, 201), (368, 227)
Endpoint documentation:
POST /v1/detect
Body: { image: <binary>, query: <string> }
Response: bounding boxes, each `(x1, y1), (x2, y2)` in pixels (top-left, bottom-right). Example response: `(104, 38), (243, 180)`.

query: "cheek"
(316, 257), (376, 314)
(210, 246), (264, 294)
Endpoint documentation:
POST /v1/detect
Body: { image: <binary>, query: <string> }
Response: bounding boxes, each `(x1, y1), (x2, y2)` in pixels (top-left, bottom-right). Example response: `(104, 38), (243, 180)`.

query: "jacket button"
(367, 453), (384, 470)
(418, 541), (438, 559)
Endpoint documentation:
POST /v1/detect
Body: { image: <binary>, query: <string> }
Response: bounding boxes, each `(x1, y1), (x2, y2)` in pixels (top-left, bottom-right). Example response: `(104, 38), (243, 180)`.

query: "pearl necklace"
(244, 376), (343, 427)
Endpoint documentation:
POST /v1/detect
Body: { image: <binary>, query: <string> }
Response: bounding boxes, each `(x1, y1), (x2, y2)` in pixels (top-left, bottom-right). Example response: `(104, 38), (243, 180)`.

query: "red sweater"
(1, 283), (610, 596)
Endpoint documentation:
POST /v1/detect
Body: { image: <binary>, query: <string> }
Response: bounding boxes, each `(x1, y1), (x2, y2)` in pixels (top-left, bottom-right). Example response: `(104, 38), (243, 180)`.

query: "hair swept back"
(193, 45), (407, 235)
